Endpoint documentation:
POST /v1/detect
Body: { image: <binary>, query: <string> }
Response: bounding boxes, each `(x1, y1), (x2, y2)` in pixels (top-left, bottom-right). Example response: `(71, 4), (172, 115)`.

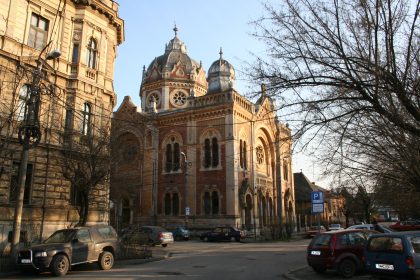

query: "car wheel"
(50, 254), (69, 277)
(162, 243), (168, 247)
(312, 266), (326, 274)
(339, 259), (356, 278)
(204, 236), (209, 242)
(98, 251), (114, 270)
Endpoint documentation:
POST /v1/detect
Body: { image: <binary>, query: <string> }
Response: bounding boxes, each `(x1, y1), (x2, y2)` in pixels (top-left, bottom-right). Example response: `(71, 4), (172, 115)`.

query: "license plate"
(311, 251), (321, 255)
(375, 263), (394, 270)
(21, 259), (31, 264)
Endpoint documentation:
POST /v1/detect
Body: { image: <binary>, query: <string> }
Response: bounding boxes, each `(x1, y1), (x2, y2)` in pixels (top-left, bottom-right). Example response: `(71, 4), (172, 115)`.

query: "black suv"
(16, 225), (120, 276)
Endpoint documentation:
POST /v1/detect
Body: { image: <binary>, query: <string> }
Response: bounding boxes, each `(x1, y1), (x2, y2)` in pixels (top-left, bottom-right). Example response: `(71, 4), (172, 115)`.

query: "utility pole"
(181, 152), (189, 229)
(11, 47), (60, 258)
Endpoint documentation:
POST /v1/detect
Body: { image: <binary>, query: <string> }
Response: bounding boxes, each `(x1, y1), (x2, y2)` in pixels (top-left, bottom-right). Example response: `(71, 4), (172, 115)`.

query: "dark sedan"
(200, 226), (244, 242)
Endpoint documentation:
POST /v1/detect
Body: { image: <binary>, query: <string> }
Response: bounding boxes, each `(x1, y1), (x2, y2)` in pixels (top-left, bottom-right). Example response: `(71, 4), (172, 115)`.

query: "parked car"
(171, 226), (190, 241)
(307, 229), (377, 278)
(120, 225), (173, 247)
(364, 231), (420, 279)
(348, 223), (395, 233)
(16, 225), (119, 276)
(307, 225), (327, 238)
(329, 224), (344, 231)
(200, 226), (244, 242)
(389, 220), (420, 231)
(347, 224), (375, 231)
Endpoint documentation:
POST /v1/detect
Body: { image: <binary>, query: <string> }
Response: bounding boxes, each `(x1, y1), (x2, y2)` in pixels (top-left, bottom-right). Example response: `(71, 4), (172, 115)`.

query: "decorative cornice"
(71, 0), (124, 44)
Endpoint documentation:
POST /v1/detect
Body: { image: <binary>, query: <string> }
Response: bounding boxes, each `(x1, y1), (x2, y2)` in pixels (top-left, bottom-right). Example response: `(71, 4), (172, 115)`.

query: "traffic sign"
(185, 206), (190, 216)
(311, 191), (324, 204)
(312, 203), (324, 214)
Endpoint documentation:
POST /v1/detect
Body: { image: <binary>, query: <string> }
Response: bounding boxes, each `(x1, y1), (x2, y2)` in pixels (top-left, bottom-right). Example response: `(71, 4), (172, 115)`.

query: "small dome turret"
(207, 48), (236, 93)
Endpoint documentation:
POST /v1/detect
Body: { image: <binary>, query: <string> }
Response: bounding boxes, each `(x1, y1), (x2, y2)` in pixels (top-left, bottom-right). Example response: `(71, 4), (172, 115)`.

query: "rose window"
(256, 146), (264, 165)
(147, 92), (160, 107)
(171, 91), (187, 106)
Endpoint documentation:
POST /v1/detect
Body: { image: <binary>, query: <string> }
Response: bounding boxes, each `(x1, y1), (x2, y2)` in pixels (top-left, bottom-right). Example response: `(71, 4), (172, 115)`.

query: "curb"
(282, 266), (308, 280)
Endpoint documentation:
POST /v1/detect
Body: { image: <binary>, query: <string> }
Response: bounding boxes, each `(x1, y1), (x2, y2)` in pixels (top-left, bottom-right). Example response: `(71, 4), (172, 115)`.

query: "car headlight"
(34, 251), (48, 258)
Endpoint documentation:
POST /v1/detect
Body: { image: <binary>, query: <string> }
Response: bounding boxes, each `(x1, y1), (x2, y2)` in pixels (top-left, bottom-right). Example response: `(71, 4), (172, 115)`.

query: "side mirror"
(71, 238), (79, 243)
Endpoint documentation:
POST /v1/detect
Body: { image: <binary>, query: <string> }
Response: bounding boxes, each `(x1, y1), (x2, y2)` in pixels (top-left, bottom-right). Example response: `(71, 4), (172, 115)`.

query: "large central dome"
(142, 26), (206, 84)
(140, 26), (207, 113)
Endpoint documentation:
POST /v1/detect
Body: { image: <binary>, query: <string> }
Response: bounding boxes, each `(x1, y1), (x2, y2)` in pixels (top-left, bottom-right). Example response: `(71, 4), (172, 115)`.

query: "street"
(4, 239), (309, 280)
(2, 239), (380, 280)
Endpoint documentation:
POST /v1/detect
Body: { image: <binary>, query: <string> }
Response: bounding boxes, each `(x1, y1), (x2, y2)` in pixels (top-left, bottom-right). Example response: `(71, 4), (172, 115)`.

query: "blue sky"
(114, 0), (265, 106)
(113, 0), (328, 186)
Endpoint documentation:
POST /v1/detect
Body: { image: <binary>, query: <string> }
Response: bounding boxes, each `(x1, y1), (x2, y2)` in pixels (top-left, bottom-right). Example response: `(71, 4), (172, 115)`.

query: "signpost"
(311, 191), (324, 233)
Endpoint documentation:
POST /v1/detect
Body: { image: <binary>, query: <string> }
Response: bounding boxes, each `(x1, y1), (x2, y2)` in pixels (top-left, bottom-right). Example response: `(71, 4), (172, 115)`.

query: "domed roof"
(143, 26), (204, 84)
(207, 48), (236, 93)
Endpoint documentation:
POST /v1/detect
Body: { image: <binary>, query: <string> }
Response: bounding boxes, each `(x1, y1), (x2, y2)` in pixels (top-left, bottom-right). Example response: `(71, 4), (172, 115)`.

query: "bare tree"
(248, 0), (420, 191)
(0, 62), (31, 178)
(61, 127), (111, 226)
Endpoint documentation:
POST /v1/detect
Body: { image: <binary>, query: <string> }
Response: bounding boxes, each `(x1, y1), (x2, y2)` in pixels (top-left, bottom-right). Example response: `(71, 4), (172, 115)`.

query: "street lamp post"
(11, 48), (60, 258)
(180, 152), (189, 229)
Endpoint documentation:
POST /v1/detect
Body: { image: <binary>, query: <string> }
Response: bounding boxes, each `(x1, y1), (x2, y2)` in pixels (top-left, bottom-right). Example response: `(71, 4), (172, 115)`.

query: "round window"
(147, 92), (161, 107)
(171, 91), (187, 107)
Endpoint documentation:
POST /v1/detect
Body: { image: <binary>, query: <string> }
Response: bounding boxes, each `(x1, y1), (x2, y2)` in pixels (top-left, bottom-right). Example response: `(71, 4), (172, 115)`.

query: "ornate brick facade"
(111, 29), (295, 235)
(0, 0), (123, 247)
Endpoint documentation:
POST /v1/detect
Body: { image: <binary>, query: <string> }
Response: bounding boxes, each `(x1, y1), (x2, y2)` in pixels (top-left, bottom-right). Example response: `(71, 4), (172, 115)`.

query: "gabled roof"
(293, 172), (329, 203)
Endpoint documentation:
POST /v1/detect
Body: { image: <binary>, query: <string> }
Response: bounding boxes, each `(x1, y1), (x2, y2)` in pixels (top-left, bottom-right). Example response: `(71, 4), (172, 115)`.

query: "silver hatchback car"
(121, 225), (174, 247)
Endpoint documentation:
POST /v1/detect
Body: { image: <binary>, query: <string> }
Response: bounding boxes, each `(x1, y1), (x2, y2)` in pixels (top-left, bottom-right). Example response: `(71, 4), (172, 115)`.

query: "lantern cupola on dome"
(207, 48), (236, 94)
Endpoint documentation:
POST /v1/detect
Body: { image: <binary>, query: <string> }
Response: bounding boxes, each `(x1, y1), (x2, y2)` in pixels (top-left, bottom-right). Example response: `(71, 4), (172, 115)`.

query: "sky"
(113, 0), (330, 187)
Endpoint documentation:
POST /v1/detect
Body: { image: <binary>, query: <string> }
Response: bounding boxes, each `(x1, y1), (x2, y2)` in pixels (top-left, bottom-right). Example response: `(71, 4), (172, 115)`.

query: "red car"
(389, 221), (420, 231)
(307, 229), (378, 278)
(307, 225), (327, 238)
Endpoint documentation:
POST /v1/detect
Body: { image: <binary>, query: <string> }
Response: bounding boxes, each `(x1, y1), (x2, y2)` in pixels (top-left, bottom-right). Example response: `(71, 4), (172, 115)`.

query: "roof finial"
(261, 83), (267, 96)
(173, 23), (178, 37)
(219, 47), (223, 60)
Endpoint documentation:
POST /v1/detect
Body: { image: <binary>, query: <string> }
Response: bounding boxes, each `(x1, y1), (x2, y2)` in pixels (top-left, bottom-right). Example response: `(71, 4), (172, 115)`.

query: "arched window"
(203, 137), (219, 168)
(239, 140), (243, 168)
(165, 137), (181, 172)
(243, 141), (247, 170)
(172, 193), (179, 215)
(86, 38), (97, 69)
(212, 138), (219, 167)
(283, 161), (289, 181)
(81, 102), (91, 135)
(211, 191), (219, 215)
(204, 192), (211, 215)
(164, 194), (171, 215)
(165, 144), (172, 172)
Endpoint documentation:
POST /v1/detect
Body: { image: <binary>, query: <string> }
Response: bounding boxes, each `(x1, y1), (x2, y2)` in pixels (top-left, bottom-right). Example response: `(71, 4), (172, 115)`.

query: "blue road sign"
(311, 191), (324, 204)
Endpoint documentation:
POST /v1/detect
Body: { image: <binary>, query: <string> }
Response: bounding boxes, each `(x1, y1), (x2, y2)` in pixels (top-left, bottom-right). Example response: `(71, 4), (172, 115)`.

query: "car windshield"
(330, 224), (340, 228)
(44, 229), (76, 244)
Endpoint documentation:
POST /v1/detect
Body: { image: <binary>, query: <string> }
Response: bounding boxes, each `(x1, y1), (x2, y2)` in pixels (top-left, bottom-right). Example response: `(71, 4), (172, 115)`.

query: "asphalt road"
(3, 239), (310, 280)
